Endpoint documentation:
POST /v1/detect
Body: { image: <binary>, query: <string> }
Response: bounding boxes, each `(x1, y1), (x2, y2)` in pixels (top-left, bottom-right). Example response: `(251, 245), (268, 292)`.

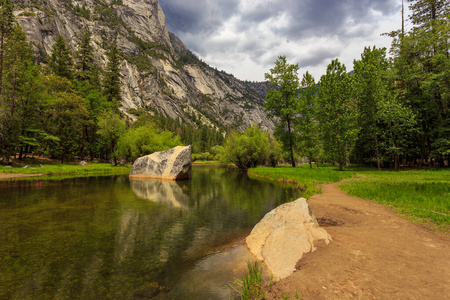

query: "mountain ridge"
(12, 0), (274, 131)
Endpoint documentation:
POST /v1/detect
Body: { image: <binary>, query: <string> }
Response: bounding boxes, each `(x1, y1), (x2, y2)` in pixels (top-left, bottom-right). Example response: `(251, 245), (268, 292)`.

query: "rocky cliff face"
(12, 0), (273, 131)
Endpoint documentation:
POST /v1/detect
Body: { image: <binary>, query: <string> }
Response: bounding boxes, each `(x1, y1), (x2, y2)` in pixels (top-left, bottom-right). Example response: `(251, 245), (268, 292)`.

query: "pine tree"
(103, 36), (121, 109)
(48, 34), (73, 79)
(74, 26), (95, 82)
(0, 0), (14, 97)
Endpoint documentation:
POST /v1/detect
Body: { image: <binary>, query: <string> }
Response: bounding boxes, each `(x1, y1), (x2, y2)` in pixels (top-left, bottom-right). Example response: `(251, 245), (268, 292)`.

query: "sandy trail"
(265, 182), (450, 299)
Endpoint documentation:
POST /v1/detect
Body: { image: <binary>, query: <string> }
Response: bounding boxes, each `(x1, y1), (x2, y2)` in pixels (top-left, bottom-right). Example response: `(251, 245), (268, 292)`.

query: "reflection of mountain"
(130, 179), (190, 209)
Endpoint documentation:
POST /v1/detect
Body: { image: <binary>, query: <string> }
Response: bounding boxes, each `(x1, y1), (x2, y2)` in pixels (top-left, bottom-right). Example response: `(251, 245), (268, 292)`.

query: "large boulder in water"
(129, 146), (191, 180)
(246, 198), (332, 280)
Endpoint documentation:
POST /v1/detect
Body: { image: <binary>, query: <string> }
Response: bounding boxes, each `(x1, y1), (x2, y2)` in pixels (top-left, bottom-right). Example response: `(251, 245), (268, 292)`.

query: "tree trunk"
(393, 142), (398, 171)
(287, 118), (295, 167)
(375, 132), (380, 171)
(19, 146), (23, 160)
(0, 30), (4, 97)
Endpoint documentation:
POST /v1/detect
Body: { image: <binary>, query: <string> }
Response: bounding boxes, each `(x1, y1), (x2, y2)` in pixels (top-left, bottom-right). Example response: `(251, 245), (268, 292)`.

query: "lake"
(0, 165), (299, 299)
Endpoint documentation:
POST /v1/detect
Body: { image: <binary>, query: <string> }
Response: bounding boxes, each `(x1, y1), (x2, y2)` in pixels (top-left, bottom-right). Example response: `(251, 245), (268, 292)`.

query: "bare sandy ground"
(0, 173), (44, 179)
(265, 182), (450, 299)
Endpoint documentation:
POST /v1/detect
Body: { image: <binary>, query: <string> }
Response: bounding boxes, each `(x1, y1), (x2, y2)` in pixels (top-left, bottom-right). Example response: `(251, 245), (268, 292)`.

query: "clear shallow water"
(0, 166), (299, 299)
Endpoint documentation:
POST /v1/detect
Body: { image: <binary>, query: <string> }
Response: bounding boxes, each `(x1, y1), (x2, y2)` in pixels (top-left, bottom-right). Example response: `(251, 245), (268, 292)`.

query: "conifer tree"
(0, 0), (14, 97)
(74, 26), (95, 82)
(103, 36), (121, 109)
(48, 34), (73, 79)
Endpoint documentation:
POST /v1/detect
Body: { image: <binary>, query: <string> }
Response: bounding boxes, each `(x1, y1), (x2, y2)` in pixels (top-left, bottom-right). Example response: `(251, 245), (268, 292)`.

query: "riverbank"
(0, 162), (130, 179)
(246, 165), (449, 299)
(249, 165), (449, 231)
(264, 181), (450, 299)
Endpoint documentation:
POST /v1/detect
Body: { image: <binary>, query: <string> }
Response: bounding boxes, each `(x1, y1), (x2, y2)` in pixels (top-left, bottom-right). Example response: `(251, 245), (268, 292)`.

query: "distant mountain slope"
(13, 0), (273, 131)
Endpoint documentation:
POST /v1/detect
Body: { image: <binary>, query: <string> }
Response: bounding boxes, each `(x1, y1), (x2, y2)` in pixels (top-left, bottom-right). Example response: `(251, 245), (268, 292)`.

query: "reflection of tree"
(0, 168), (299, 299)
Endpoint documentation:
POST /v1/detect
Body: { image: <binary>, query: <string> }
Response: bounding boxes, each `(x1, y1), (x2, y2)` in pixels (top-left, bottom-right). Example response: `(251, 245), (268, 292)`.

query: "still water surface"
(0, 166), (299, 299)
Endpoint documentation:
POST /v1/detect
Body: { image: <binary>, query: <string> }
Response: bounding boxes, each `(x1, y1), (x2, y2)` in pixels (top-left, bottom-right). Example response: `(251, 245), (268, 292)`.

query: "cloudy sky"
(159, 0), (408, 82)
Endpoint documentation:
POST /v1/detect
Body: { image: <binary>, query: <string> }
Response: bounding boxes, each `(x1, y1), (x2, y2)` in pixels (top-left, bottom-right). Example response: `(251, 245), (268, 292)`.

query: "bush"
(117, 124), (182, 162)
(220, 125), (282, 170)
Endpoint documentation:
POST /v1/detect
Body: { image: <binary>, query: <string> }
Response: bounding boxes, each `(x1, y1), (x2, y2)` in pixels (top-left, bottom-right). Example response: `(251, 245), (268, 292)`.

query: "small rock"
(39, 164), (44, 168)
(79, 161), (88, 166)
(5, 166), (12, 169)
(23, 165), (30, 169)
(134, 282), (162, 298)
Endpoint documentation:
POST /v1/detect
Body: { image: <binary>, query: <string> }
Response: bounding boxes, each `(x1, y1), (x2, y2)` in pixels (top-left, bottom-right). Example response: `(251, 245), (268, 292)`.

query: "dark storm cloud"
(159, 0), (401, 80)
(159, 0), (239, 34)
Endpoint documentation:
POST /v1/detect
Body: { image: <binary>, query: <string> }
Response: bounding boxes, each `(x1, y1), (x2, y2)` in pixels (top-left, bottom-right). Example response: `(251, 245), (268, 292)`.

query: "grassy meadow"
(249, 164), (355, 198)
(249, 164), (449, 231)
(0, 161), (130, 177)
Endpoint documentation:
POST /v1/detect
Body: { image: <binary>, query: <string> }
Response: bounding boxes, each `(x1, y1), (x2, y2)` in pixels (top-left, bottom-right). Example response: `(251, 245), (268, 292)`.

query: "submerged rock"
(129, 146), (191, 180)
(246, 198), (332, 280)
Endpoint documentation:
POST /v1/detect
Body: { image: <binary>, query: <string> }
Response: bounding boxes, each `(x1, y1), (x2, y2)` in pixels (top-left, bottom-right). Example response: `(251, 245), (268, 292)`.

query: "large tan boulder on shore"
(246, 198), (332, 280)
(129, 146), (191, 180)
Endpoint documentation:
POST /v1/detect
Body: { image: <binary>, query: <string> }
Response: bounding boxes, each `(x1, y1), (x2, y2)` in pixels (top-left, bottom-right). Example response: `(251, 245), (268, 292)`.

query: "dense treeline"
(263, 0), (449, 170)
(0, 0), (223, 164)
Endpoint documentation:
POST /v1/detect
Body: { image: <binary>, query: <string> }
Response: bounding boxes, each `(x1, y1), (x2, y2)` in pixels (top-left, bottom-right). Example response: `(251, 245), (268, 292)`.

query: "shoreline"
(0, 173), (45, 180)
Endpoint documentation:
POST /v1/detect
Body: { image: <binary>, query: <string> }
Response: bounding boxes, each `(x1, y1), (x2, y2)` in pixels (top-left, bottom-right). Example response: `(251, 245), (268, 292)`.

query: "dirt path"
(265, 182), (450, 299)
(0, 173), (45, 180)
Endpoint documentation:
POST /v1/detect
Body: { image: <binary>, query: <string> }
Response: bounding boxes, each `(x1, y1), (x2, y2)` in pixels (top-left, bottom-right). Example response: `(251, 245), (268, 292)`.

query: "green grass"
(248, 165), (449, 231)
(230, 261), (265, 300)
(249, 164), (355, 198)
(0, 162), (130, 177)
(338, 169), (449, 231)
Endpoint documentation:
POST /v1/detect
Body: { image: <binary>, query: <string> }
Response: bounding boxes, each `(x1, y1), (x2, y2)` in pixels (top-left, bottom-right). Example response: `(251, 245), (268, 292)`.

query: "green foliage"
(97, 110), (125, 165)
(220, 125), (282, 170)
(388, 0), (450, 166)
(74, 26), (97, 83)
(73, 4), (90, 20)
(103, 36), (121, 108)
(117, 120), (182, 162)
(297, 71), (321, 168)
(229, 261), (265, 300)
(317, 59), (358, 171)
(265, 56), (301, 167)
(48, 34), (73, 79)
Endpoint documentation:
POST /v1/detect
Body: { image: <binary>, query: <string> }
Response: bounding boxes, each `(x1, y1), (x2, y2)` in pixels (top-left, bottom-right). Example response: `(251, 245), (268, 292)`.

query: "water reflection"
(130, 179), (190, 209)
(0, 167), (299, 299)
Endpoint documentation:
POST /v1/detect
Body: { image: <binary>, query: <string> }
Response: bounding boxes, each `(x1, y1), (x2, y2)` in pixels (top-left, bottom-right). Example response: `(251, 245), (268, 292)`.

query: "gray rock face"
(13, 0), (274, 131)
(246, 198), (332, 280)
(129, 146), (191, 180)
